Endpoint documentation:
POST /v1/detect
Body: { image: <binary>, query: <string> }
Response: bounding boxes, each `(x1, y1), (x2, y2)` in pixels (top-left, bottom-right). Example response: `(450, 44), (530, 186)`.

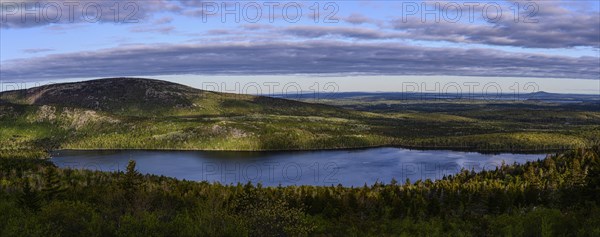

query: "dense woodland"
(0, 147), (598, 236)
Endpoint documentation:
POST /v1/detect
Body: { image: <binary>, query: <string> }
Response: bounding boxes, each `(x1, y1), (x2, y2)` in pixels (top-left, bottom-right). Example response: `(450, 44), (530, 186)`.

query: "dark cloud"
(344, 13), (371, 25)
(391, 1), (600, 48)
(2, 1), (598, 50)
(343, 13), (381, 26)
(2, 41), (598, 81)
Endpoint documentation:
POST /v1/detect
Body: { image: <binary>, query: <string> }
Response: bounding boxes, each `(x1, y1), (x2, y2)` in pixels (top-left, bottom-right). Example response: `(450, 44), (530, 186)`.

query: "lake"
(50, 148), (546, 187)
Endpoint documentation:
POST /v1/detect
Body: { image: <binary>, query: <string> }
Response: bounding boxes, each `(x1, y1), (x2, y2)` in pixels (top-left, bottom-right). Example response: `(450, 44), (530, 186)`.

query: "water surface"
(51, 148), (545, 187)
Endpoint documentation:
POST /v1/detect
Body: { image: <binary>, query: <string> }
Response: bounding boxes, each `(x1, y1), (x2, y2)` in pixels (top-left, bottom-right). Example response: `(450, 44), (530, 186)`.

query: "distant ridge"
(273, 91), (599, 102)
(0, 78), (203, 112)
(0, 77), (348, 117)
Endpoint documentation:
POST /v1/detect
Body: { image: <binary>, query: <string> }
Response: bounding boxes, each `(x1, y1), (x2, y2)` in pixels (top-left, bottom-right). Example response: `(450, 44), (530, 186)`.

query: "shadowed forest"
(0, 147), (598, 236)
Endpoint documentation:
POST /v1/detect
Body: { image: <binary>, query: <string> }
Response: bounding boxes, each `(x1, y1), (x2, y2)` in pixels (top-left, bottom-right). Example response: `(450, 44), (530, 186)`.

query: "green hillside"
(1, 78), (598, 157)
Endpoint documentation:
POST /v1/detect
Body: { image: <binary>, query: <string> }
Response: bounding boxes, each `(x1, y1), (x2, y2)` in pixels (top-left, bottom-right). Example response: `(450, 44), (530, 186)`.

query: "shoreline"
(50, 144), (564, 155)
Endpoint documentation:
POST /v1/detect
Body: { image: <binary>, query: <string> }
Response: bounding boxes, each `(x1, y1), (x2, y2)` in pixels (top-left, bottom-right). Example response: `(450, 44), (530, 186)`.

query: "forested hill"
(0, 78), (349, 117)
(0, 78), (598, 156)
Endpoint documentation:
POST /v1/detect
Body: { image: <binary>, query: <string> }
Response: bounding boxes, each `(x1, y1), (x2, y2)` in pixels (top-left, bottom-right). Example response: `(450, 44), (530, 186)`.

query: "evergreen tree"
(41, 167), (65, 201)
(18, 178), (41, 211)
(121, 160), (142, 213)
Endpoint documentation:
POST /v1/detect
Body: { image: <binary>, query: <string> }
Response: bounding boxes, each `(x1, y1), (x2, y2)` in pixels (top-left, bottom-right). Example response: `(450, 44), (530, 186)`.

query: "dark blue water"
(50, 148), (545, 187)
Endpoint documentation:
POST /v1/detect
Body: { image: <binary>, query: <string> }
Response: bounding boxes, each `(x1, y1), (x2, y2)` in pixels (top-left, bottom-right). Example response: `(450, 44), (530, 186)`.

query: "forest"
(0, 147), (598, 236)
(1, 78), (599, 236)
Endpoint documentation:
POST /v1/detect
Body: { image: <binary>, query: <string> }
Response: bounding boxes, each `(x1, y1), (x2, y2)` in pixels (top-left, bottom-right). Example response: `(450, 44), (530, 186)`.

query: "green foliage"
(233, 185), (315, 236)
(41, 167), (66, 201)
(1, 79), (599, 153)
(37, 201), (105, 237)
(0, 147), (599, 236)
(116, 212), (163, 237)
(17, 179), (41, 211)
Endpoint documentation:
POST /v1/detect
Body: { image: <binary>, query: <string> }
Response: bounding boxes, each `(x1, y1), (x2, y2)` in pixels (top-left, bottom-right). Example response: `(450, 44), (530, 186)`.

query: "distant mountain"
(275, 91), (599, 103)
(0, 78), (199, 112)
(525, 91), (599, 102)
(530, 91), (552, 96)
(0, 78), (347, 117)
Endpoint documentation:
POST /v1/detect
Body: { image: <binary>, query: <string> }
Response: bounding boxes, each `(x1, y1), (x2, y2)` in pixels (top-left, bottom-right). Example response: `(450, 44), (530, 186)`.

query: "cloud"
(43, 24), (86, 32)
(283, 26), (401, 40)
(130, 25), (175, 34)
(3, 0), (598, 50)
(390, 1), (600, 48)
(2, 41), (598, 81)
(153, 16), (173, 25)
(22, 48), (54, 53)
(129, 15), (175, 34)
(343, 13), (381, 26)
(0, 0), (181, 28)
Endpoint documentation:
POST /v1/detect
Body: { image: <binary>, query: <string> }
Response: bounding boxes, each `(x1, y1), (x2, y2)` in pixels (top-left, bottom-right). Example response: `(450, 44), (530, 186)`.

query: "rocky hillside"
(0, 78), (383, 153)
(0, 78), (351, 117)
(0, 78), (203, 112)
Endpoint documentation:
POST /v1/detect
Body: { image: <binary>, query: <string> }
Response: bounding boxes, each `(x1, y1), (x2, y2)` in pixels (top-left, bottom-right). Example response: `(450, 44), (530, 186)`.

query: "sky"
(0, 0), (599, 94)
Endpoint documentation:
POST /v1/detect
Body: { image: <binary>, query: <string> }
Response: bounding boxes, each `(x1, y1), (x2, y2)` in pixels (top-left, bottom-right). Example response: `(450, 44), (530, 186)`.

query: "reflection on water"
(51, 148), (545, 187)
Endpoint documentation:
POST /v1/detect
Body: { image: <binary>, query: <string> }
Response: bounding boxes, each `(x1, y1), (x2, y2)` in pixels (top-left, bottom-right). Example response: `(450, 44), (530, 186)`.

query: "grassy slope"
(1, 78), (598, 156)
